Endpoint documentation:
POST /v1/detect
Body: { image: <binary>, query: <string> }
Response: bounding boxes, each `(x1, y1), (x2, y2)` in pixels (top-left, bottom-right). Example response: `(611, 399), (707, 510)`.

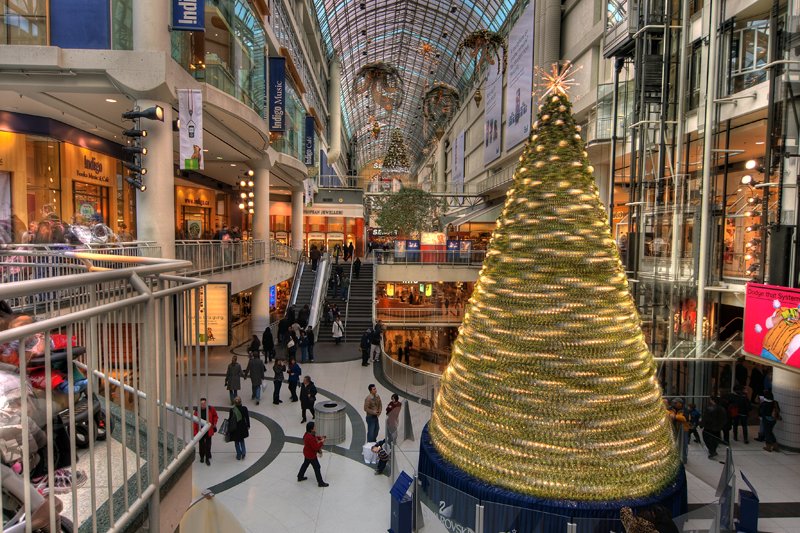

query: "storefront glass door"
(73, 182), (110, 225)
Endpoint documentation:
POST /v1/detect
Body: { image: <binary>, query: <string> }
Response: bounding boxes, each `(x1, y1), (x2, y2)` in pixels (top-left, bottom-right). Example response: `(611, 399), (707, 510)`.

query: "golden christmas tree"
(428, 65), (679, 501)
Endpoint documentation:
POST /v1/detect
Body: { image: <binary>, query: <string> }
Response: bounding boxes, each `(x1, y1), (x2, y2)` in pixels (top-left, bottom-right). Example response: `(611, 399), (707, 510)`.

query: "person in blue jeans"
(305, 326), (316, 362)
(363, 384), (383, 442)
(228, 397), (250, 460)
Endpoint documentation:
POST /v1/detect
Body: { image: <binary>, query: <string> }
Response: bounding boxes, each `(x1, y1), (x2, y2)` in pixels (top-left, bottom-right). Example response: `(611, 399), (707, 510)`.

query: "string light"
(429, 67), (679, 502)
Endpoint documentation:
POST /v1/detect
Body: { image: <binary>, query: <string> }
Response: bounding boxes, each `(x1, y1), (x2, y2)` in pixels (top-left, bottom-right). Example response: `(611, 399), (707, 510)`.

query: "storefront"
(175, 182), (230, 239)
(269, 279), (292, 323)
(303, 204), (365, 256)
(0, 116), (136, 243)
(269, 200), (292, 244)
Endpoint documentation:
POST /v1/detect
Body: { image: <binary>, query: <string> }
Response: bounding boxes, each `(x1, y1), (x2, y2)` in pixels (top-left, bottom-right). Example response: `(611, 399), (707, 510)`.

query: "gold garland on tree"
(428, 63), (679, 501)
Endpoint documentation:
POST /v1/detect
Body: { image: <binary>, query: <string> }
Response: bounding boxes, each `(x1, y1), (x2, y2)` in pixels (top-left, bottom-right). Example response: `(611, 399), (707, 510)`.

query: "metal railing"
(376, 307), (464, 324)
(175, 239), (266, 274)
(381, 349), (442, 406)
(270, 240), (302, 263)
(0, 249), (209, 532)
(373, 249), (486, 265)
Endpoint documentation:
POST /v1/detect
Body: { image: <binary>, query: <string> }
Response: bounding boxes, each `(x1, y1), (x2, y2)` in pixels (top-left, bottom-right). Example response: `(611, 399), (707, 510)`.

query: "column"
(135, 100), (175, 258)
(250, 160), (271, 336)
(773, 368), (800, 451)
(133, 0), (170, 52)
(292, 188), (304, 251)
(437, 136), (447, 192)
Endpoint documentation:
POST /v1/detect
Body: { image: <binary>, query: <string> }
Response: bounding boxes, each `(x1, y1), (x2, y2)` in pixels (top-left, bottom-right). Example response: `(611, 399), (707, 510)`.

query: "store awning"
(451, 204), (504, 228)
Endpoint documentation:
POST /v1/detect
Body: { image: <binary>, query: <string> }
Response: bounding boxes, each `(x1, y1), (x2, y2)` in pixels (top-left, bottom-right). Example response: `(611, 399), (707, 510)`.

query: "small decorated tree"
(372, 188), (447, 237)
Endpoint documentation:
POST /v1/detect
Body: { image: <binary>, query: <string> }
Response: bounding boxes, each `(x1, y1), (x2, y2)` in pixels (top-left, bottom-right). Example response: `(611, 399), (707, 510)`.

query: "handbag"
(219, 418), (229, 438)
(287, 338), (295, 349)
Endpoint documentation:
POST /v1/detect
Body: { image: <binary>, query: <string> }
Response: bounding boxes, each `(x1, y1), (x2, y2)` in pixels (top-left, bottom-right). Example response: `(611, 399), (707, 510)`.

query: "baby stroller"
(27, 344), (109, 449)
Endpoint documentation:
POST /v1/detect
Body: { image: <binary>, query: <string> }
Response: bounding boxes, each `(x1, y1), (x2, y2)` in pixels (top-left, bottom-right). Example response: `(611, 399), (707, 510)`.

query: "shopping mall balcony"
(0, 248), (211, 532)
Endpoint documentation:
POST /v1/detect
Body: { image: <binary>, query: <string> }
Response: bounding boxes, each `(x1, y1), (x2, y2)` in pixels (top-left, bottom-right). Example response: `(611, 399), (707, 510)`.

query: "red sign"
(744, 282), (800, 368)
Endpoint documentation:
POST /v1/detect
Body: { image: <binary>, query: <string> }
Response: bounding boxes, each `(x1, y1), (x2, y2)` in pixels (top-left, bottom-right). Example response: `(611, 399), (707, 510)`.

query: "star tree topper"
(536, 62), (580, 99)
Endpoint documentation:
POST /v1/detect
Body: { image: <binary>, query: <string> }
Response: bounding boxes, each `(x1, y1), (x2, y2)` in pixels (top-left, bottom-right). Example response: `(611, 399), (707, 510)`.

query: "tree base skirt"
(418, 424), (688, 532)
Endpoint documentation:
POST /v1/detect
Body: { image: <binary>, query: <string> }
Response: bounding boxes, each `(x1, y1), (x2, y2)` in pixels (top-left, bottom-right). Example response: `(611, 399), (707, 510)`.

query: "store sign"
(268, 57), (286, 132)
(172, 0), (205, 31)
(178, 89), (204, 170)
(303, 205), (364, 218)
(186, 283), (230, 346)
(78, 202), (95, 218)
(63, 144), (113, 184)
(744, 282), (800, 368)
(304, 115), (315, 166)
(184, 197), (210, 206)
(269, 285), (276, 308)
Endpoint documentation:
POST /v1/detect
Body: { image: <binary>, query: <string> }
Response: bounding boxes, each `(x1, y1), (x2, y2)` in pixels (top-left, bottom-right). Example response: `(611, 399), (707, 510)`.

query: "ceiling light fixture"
(105, 98), (117, 103)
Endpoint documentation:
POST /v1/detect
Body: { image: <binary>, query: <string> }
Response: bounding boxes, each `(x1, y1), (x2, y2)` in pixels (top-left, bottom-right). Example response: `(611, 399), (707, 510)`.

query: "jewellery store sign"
(185, 282), (230, 346)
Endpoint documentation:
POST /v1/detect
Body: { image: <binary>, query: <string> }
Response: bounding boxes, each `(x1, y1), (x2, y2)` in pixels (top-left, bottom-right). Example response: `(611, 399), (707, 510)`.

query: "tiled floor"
(187, 345), (800, 532)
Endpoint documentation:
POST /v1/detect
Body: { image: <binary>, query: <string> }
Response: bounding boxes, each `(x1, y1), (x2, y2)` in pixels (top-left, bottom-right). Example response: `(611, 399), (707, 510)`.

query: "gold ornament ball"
(542, 115), (550, 121)
(558, 140), (569, 147)
(559, 105), (567, 112)
(582, 151), (589, 157)
(549, 155), (560, 161)
(574, 134), (582, 140)
(551, 95), (560, 102)
(575, 125), (582, 132)
(534, 161), (546, 168)
(587, 165), (595, 173)
(531, 135), (539, 141)
(536, 145), (545, 152)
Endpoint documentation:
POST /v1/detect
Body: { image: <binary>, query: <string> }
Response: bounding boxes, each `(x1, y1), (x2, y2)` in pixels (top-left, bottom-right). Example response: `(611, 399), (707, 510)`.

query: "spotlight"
(746, 224), (762, 232)
(247, 180), (254, 187)
(123, 161), (147, 175)
(239, 202), (245, 210)
(123, 146), (147, 156)
(746, 238), (762, 248)
(240, 180), (247, 187)
(125, 176), (146, 192)
(122, 106), (164, 121)
(741, 175), (756, 185)
(745, 253), (753, 261)
(745, 159), (758, 170)
(123, 128), (147, 137)
(246, 170), (254, 177)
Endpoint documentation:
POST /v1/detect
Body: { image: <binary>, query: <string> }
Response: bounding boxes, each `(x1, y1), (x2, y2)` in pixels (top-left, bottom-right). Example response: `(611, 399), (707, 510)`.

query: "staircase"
(317, 263), (374, 342)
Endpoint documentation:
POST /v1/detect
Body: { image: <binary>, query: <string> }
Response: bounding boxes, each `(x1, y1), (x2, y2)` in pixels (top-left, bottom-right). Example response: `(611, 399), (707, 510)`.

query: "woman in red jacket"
(297, 421), (329, 487)
(193, 398), (219, 466)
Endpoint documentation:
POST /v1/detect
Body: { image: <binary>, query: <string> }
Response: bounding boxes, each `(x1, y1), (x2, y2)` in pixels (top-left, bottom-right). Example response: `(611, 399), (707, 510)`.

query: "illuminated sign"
(186, 283), (230, 346)
(744, 282), (800, 368)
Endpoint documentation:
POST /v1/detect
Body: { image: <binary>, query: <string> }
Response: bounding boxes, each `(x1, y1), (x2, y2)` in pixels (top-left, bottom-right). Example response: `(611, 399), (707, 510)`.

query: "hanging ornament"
(455, 29), (507, 77)
(419, 43), (435, 60)
(371, 120), (381, 139)
(473, 88), (482, 108)
(422, 82), (460, 138)
(353, 62), (404, 113)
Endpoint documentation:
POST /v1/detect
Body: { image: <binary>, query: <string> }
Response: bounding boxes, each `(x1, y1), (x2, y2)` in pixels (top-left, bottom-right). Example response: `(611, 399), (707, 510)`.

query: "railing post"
(475, 504), (484, 533)
(141, 281), (161, 533)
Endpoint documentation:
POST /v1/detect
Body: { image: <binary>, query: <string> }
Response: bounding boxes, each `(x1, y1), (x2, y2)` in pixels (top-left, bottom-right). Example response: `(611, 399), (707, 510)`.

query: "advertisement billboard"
(503, 0), (535, 151)
(483, 64), (503, 165)
(268, 57), (286, 132)
(186, 283), (230, 346)
(178, 89), (204, 170)
(743, 282), (800, 368)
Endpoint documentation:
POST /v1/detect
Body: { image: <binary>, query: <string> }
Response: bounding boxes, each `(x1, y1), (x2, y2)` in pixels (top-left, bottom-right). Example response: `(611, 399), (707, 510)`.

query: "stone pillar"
(133, 0), (170, 52)
(250, 160), (271, 335)
(135, 100), (175, 258)
(773, 367), (800, 451)
(291, 188), (304, 251)
(437, 136), (447, 192)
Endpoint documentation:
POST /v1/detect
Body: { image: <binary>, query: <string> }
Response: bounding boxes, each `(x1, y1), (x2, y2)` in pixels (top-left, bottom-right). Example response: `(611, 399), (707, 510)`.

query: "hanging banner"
(503, 0), (535, 151)
(743, 282), (800, 368)
(268, 57), (286, 132)
(186, 283), (230, 346)
(304, 115), (315, 166)
(452, 131), (465, 194)
(172, 0), (205, 31)
(303, 178), (315, 207)
(178, 89), (204, 170)
(483, 63), (503, 164)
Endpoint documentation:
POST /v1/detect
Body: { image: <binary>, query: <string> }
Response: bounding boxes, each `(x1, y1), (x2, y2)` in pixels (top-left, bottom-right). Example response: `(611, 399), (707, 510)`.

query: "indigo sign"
(269, 57), (286, 132)
(304, 115), (315, 166)
(172, 0), (205, 31)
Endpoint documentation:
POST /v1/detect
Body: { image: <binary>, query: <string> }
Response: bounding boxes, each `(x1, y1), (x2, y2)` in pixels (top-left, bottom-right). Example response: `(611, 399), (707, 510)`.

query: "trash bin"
(314, 401), (346, 445)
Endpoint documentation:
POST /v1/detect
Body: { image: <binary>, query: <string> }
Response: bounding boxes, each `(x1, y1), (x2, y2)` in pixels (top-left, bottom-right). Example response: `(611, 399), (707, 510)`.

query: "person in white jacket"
(332, 317), (344, 344)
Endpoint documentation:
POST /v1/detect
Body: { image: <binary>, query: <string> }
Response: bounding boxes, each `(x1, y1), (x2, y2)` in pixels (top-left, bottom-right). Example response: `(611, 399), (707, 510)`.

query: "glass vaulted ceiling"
(314, 0), (519, 171)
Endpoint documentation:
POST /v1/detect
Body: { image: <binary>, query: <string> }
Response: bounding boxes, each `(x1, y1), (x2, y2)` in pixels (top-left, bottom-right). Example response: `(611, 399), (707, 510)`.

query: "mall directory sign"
(744, 282), (800, 368)
(185, 282), (230, 346)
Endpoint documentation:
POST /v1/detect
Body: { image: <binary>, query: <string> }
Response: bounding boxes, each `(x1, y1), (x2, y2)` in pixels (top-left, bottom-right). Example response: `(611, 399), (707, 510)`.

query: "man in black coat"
(360, 328), (372, 367)
(701, 397), (728, 459)
(262, 327), (275, 361)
